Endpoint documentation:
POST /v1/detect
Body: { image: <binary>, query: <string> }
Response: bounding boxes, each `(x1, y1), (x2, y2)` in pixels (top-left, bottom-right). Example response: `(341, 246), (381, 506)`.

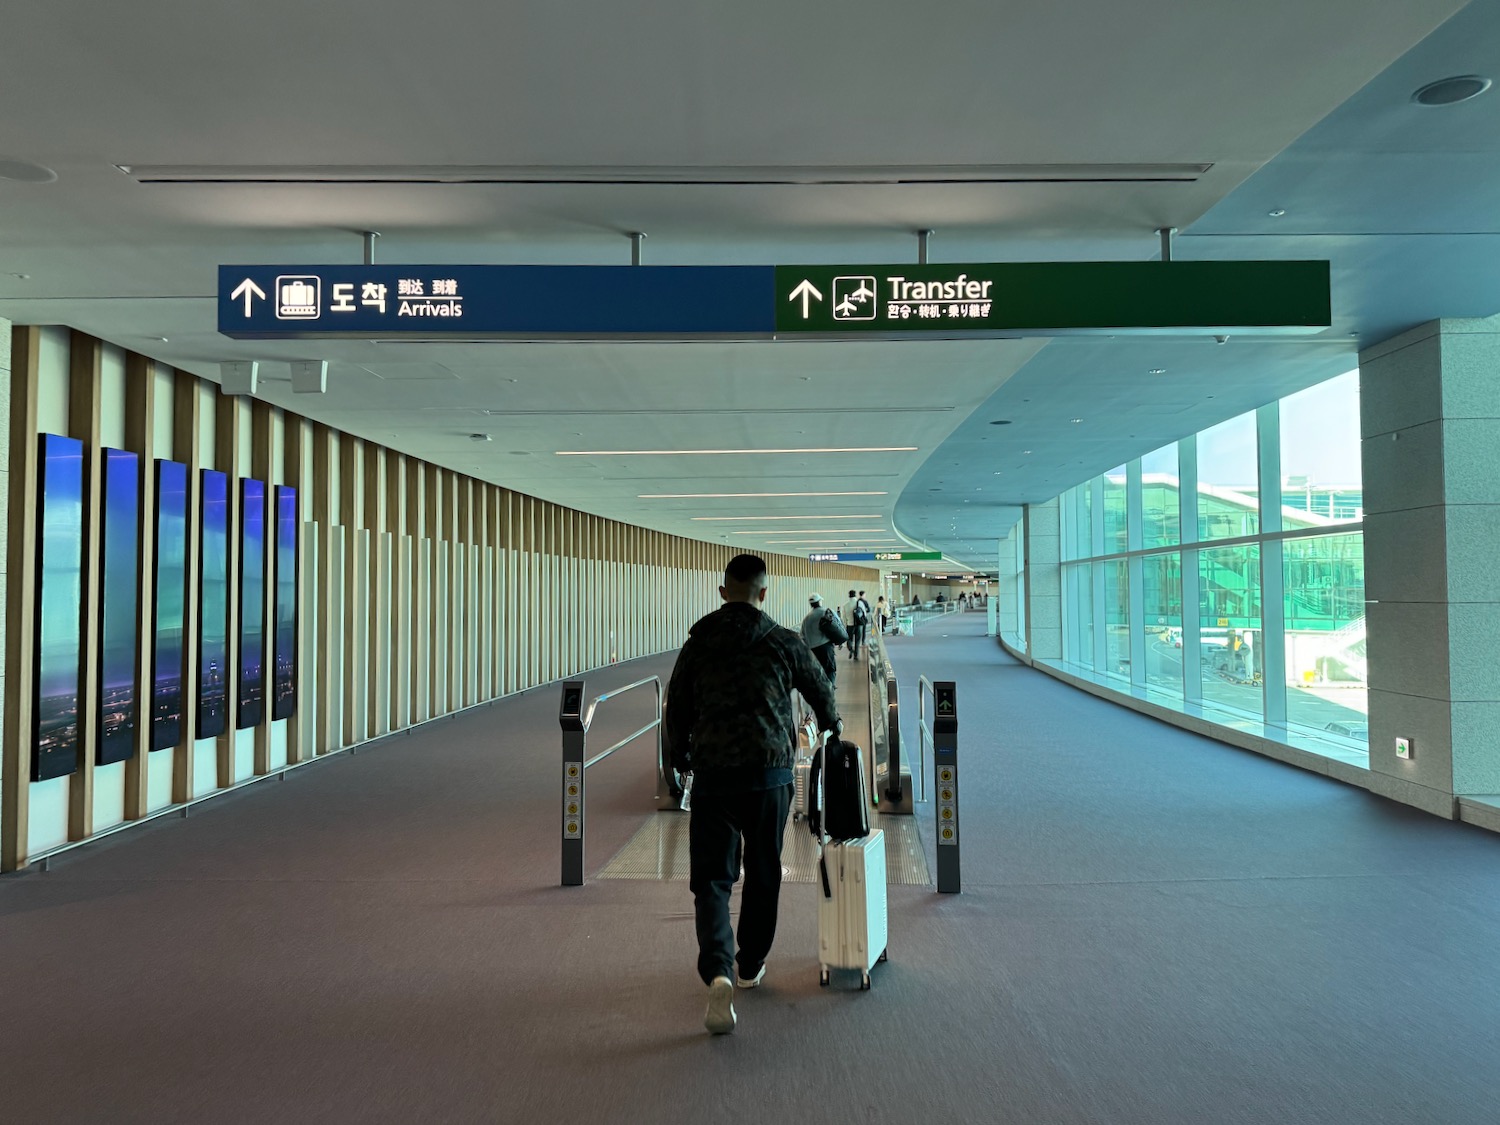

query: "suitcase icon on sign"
(276, 276), (321, 320)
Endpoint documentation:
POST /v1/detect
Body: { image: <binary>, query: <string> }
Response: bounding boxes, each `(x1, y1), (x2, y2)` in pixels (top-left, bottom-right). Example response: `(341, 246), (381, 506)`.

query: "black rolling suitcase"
(819, 739), (869, 841)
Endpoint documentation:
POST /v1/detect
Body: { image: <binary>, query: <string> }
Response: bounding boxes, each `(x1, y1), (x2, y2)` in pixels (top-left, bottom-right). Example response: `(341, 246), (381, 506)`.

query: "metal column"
(932, 680), (961, 893)
(559, 679), (587, 886)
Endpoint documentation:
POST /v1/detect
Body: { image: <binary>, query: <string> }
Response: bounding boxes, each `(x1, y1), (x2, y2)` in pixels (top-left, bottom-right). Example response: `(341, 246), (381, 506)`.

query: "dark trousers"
(813, 642), (837, 685)
(848, 623), (866, 658)
(688, 783), (793, 985)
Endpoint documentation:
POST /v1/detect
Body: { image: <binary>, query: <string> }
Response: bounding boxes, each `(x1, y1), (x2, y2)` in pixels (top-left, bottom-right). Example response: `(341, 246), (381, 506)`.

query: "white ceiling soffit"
(0, 0), (1469, 570)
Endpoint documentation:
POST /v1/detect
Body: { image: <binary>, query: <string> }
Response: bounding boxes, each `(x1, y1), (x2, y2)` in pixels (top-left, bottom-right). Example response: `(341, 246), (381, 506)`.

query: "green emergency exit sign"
(774, 261), (1330, 335)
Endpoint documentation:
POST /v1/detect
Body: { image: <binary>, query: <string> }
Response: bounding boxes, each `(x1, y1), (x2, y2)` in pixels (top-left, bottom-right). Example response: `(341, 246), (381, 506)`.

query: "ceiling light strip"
(690, 514), (884, 522)
(639, 491), (889, 498)
(560, 447), (917, 456)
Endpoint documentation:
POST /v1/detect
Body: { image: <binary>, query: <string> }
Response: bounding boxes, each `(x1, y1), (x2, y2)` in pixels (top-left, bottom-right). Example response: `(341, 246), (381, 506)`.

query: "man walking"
(802, 593), (845, 687)
(844, 589), (869, 662)
(666, 555), (841, 1034)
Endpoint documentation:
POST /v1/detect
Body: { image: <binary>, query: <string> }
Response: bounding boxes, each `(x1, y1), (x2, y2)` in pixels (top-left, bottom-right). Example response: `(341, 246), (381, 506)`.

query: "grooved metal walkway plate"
(595, 811), (932, 885)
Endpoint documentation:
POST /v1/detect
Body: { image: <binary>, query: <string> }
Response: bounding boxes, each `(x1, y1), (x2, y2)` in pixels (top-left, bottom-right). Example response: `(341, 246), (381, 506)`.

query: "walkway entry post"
(932, 681), (961, 894)
(560, 679), (587, 886)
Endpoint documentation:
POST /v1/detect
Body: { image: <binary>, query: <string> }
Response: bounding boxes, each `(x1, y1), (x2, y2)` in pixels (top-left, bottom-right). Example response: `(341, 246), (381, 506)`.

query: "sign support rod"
(630, 231), (646, 266)
(917, 229), (933, 265)
(1157, 226), (1177, 263)
(362, 230), (381, 266)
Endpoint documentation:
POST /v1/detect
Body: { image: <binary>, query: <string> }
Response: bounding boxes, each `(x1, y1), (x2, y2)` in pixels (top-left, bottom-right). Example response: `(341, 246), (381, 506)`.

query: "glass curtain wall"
(1054, 371), (1367, 757)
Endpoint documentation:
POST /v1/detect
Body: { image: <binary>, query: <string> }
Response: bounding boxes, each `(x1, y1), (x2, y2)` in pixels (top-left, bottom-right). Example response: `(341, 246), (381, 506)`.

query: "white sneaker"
(704, 976), (736, 1034)
(736, 964), (767, 989)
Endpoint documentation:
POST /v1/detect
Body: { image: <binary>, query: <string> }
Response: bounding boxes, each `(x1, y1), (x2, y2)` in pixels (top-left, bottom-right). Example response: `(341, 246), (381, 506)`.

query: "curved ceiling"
(0, 0), (1479, 573)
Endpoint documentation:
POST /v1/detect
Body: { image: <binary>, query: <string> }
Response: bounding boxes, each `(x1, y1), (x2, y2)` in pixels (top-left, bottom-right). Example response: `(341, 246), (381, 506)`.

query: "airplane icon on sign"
(832, 276), (877, 321)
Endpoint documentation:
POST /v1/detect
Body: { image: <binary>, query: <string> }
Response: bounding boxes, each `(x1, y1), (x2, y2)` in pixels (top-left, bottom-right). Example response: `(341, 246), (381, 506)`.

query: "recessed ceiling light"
(1071, 418), (1082, 423)
(1022, 450), (1032, 455)
(7, 272), (30, 280)
(1149, 368), (1166, 375)
(1412, 75), (1491, 106)
(988, 419), (1012, 426)
(0, 157), (57, 183)
(1267, 209), (1286, 217)
(558, 446), (916, 456)
(639, 491), (888, 498)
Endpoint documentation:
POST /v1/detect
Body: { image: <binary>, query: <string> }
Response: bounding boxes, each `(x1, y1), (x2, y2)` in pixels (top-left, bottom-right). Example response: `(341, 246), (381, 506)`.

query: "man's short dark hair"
(848, 589), (856, 597)
(725, 553), (768, 587)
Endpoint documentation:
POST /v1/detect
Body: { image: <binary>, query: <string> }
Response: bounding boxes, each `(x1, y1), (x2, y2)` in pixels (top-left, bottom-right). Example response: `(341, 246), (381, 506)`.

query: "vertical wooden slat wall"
(0, 327), (878, 870)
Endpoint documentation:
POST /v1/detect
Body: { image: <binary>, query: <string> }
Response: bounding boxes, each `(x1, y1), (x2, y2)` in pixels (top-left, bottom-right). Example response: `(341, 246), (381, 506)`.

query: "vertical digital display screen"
(97, 448), (141, 765)
(33, 434), (86, 781)
(151, 460), (188, 751)
(237, 479), (266, 729)
(197, 469), (229, 739)
(272, 486), (298, 721)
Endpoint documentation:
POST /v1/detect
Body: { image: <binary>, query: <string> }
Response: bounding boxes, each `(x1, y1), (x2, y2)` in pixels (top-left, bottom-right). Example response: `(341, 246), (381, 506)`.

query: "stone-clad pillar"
(1024, 499), (1062, 662)
(1360, 315), (1500, 817)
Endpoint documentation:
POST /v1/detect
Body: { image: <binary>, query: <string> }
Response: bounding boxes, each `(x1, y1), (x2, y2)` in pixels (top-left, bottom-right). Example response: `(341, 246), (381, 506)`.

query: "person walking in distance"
(802, 593), (846, 688)
(844, 589), (868, 662)
(665, 556), (841, 1035)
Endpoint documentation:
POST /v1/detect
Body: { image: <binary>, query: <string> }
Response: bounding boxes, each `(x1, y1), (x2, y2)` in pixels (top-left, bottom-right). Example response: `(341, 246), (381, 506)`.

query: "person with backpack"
(665, 556), (841, 1035)
(802, 593), (846, 687)
(843, 589), (869, 661)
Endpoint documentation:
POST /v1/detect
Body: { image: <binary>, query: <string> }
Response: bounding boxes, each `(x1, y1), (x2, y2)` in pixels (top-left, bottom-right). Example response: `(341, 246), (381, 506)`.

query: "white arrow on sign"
(231, 278), (267, 317)
(788, 279), (823, 319)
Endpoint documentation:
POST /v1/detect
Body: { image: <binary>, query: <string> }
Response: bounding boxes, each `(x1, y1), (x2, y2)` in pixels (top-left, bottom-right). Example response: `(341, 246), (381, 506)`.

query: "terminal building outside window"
(1045, 370), (1366, 759)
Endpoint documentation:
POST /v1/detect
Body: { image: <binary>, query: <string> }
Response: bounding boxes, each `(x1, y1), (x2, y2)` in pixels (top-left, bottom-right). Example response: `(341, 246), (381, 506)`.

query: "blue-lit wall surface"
(97, 449), (141, 766)
(237, 480), (266, 730)
(33, 434), (86, 781)
(197, 469), (229, 740)
(151, 460), (188, 751)
(273, 486), (297, 721)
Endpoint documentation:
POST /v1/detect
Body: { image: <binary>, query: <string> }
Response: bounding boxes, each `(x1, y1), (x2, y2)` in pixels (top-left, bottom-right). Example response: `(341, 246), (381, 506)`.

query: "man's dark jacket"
(665, 602), (840, 795)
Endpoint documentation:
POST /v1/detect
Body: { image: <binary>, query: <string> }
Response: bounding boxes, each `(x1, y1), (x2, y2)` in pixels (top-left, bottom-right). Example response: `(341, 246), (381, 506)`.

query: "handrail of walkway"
(884, 651), (905, 804)
(560, 675), (664, 886)
(915, 674), (938, 804)
(582, 675), (663, 769)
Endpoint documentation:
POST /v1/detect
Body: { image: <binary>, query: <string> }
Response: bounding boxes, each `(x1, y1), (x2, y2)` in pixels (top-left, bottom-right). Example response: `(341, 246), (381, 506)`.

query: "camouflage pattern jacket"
(665, 602), (840, 777)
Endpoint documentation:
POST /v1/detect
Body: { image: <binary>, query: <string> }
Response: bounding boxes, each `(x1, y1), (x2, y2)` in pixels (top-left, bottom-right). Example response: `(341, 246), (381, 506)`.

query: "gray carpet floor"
(3, 620), (1500, 1124)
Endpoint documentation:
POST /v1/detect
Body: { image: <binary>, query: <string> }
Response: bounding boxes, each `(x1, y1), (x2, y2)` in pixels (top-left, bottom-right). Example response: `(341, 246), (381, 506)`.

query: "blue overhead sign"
(218, 265), (774, 339)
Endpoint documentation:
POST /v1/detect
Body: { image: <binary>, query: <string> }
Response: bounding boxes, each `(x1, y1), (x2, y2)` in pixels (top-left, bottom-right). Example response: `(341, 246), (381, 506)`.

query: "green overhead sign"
(774, 260), (1330, 335)
(809, 550), (942, 562)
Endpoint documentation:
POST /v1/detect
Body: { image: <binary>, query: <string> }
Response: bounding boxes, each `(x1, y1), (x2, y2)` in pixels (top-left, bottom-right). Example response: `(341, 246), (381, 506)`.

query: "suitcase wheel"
(819, 969), (830, 987)
(860, 972), (871, 991)
(878, 949), (888, 963)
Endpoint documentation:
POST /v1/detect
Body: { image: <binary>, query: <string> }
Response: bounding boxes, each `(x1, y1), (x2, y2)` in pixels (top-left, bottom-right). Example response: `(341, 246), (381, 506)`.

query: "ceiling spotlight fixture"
(1412, 75), (1491, 106)
(0, 157), (57, 183)
(988, 419), (1012, 426)
(1022, 450), (1032, 455)
(1267, 209), (1286, 217)
(469, 433), (492, 443)
(1149, 368), (1166, 375)
(1071, 418), (1082, 423)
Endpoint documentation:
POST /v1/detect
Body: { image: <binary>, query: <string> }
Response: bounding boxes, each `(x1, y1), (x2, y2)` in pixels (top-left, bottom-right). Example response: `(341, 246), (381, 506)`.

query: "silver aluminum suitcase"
(793, 756), (814, 822)
(817, 829), (888, 989)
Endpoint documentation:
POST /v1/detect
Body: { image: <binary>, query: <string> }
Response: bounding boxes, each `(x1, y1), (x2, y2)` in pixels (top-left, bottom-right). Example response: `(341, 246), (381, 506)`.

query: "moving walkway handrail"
(580, 675), (663, 771)
(915, 674), (939, 803)
(561, 674), (664, 886)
